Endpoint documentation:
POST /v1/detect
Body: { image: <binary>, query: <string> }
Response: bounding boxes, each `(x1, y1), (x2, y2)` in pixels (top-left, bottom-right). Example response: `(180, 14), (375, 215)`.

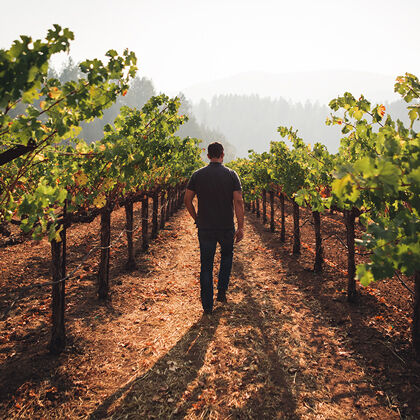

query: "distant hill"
(183, 70), (400, 105)
(190, 93), (416, 158)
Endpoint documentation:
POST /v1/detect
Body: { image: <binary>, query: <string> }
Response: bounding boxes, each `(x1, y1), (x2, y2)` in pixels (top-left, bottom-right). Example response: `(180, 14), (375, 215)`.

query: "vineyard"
(228, 78), (420, 355)
(1, 26), (419, 418)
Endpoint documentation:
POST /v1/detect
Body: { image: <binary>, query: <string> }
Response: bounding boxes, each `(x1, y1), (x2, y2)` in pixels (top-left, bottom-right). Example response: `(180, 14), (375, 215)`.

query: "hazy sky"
(1, 0), (419, 95)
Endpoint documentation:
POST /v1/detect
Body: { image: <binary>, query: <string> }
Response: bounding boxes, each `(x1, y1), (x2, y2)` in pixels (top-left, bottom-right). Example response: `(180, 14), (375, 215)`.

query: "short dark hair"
(208, 142), (224, 158)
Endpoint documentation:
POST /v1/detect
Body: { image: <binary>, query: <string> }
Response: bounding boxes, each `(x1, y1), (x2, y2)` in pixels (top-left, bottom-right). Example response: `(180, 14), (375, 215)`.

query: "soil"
(0, 201), (419, 419)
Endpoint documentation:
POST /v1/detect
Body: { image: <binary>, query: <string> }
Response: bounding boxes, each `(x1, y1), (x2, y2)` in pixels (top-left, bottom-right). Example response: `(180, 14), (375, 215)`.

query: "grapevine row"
(228, 73), (420, 357)
(0, 26), (203, 354)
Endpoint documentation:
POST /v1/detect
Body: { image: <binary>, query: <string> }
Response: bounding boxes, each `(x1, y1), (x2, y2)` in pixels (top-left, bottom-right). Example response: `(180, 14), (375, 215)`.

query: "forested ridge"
(193, 93), (418, 157)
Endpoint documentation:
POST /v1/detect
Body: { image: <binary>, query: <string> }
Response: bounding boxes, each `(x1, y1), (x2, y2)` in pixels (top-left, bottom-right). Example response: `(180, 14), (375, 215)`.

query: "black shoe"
(216, 291), (227, 303)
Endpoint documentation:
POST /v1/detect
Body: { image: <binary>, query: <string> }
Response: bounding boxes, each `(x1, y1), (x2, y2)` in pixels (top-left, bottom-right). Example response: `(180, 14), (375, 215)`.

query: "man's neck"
(209, 158), (223, 164)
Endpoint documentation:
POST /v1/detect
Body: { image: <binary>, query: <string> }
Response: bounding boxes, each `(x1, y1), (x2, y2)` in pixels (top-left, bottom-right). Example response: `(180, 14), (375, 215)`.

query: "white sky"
(1, 0), (419, 95)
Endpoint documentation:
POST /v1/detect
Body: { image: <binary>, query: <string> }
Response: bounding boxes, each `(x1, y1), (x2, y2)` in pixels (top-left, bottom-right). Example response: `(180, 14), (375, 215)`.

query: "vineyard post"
(173, 185), (178, 211)
(151, 190), (159, 239)
(98, 206), (111, 300)
(160, 192), (166, 229)
(176, 185), (180, 209)
(344, 208), (357, 302)
(62, 200), (67, 278)
(49, 202), (67, 354)
(270, 190), (275, 232)
(124, 201), (136, 270)
(177, 184), (183, 209)
(182, 184), (187, 205)
(170, 187), (175, 216)
(166, 189), (170, 221)
(256, 197), (260, 218)
(179, 184), (184, 208)
(413, 271), (420, 357)
(167, 188), (172, 217)
(279, 193), (285, 242)
(173, 187), (176, 214)
(177, 184), (182, 209)
(292, 199), (300, 254)
(141, 194), (149, 251)
(179, 184), (183, 208)
(251, 200), (255, 213)
(312, 210), (323, 272)
(262, 189), (267, 223)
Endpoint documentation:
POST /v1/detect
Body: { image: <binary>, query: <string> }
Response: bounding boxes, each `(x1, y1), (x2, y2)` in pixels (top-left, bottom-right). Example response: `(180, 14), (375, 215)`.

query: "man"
(184, 142), (244, 315)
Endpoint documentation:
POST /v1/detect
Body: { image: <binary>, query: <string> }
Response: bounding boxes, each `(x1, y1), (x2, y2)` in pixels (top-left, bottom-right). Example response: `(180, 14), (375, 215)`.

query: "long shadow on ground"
(249, 212), (420, 418)
(89, 243), (301, 419)
(226, 250), (390, 418)
(89, 313), (222, 419)
(0, 204), (174, 416)
(225, 258), (299, 419)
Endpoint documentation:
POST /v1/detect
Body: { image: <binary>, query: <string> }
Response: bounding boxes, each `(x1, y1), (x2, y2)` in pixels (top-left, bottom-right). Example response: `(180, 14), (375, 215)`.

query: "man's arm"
(184, 188), (197, 223)
(233, 190), (244, 242)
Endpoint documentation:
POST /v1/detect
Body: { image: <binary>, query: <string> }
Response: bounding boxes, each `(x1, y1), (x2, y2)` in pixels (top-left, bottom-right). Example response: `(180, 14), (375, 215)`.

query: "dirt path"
(90, 211), (400, 420)
(1, 206), (419, 419)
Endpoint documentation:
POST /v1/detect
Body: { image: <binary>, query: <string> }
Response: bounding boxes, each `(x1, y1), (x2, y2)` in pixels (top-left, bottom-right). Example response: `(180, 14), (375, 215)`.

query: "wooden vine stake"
(312, 210), (323, 272)
(171, 187), (176, 215)
(98, 206), (111, 300)
(178, 184), (184, 208)
(49, 200), (67, 354)
(160, 192), (166, 229)
(279, 193), (286, 242)
(270, 190), (275, 232)
(151, 190), (159, 239)
(262, 189), (267, 223)
(170, 187), (175, 216)
(166, 189), (170, 221)
(256, 198), (260, 218)
(344, 207), (357, 302)
(176, 185), (181, 209)
(167, 188), (172, 217)
(292, 199), (300, 254)
(124, 201), (136, 270)
(142, 195), (149, 251)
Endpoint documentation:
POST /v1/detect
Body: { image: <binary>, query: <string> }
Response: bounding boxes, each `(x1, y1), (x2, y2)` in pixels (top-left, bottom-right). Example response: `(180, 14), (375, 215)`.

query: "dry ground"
(0, 203), (419, 419)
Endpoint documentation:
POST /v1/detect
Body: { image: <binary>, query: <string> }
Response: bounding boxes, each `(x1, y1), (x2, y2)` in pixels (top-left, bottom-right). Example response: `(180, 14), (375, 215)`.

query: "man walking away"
(184, 142), (244, 315)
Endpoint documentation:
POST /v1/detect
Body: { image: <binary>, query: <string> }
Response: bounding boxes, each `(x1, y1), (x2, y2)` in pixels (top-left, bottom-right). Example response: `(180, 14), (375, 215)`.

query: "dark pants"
(198, 229), (235, 312)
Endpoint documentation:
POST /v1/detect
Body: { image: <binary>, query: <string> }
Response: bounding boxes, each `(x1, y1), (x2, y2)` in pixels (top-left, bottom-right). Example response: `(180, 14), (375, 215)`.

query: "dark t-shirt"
(187, 162), (242, 230)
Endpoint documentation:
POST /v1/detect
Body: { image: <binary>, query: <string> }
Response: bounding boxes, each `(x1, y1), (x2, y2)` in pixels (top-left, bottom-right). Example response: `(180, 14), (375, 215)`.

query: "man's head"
(207, 142), (224, 161)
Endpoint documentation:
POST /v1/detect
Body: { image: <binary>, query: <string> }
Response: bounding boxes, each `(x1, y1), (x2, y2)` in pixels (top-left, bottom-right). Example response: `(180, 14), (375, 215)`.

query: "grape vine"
(229, 73), (420, 356)
(0, 26), (203, 353)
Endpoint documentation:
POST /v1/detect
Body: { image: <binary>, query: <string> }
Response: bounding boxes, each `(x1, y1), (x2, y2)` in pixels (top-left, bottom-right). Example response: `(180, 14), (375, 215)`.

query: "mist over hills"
(190, 93), (414, 158)
(183, 70), (400, 105)
(44, 61), (415, 160)
(41, 59), (238, 161)
(192, 94), (343, 157)
(181, 70), (415, 158)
